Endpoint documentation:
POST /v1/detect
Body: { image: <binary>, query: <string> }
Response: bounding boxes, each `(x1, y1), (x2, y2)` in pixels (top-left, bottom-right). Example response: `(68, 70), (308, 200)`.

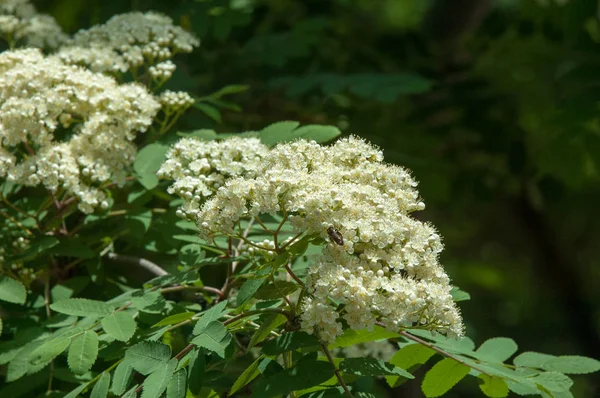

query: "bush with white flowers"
(0, 3), (598, 398)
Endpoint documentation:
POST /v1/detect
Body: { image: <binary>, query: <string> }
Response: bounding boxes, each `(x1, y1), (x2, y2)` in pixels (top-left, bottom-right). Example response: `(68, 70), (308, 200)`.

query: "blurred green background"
(35, 0), (600, 396)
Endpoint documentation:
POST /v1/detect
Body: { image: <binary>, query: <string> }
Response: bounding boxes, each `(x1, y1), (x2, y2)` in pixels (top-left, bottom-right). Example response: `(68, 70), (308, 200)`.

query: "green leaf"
(254, 280), (299, 300)
(0, 276), (27, 304)
(258, 121), (301, 146)
(179, 244), (205, 267)
(236, 277), (266, 306)
(474, 338), (518, 363)
(262, 331), (321, 355)
(176, 129), (218, 140)
(142, 358), (178, 398)
(125, 341), (171, 375)
(187, 349), (205, 395)
(193, 300), (229, 334)
(229, 355), (263, 396)
(191, 321), (232, 358)
(101, 312), (137, 342)
(90, 371), (111, 398)
(531, 372), (573, 392)
(126, 209), (153, 235)
(386, 343), (436, 387)
(63, 383), (88, 398)
(248, 314), (287, 349)
(153, 312), (195, 327)
(134, 143), (169, 190)
(194, 103), (222, 123)
(289, 125), (341, 143)
(505, 379), (539, 396)
(209, 84), (249, 98)
(50, 298), (113, 317)
(167, 368), (187, 398)
(513, 352), (556, 368)
(478, 375), (509, 398)
(541, 355), (600, 374)
(68, 331), (99, 374)
(131, 290), (167, 314)
(331, 326), (400, 348)
(252, 355), (335, 398)
(421, 358), (471, 397)
(340, 357), (414, 378)
(29, 337), (70, 365)
(111, 361), (133, 395)
(450, 286), (471, 302)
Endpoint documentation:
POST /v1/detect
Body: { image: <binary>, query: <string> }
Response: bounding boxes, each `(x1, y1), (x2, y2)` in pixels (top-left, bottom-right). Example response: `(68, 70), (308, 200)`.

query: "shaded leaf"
(153, 312), (195, 327)
(50, 298), (113, 317)
(193, 300), (229, 334)
(166, 368), (187, 398)
(194, 103), (222, 123)
(237, 277), (266, 306)
(252, 355), (334, 398)
(101, 312), (137, 341)
(0, 276), (27, 304)
(90, 372), (111, 398)
(29, 337), (70, 365)
(191, 321), (232, 358)
(125, 341), (171, 375)
(111, 361), (133, 395)
(262, 331), (320, 355)
(229, 356), (263, 396)
(248, 314), (287, 349)
(141, 358), (178, 398)
(340, 357), (413, 378)
(68, 331), (99, 374)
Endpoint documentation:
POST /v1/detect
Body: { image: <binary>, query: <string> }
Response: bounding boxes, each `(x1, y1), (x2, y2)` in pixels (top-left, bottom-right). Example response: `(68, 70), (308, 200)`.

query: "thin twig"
(105, 253), (168, 276)
(284, 263), (305, 288)
(321, 342), (354, 398)
(160, 285), (223, 298)
(279, 232), (304, 251)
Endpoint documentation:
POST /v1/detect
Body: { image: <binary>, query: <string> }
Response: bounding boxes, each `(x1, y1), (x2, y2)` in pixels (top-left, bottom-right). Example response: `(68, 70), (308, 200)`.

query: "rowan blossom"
(0, 0), (66, 49)
(158, 137), (268, 220)
(56, 12), (199, 77)
(0, 49), (160, 213)
(161, 135), (464, 343)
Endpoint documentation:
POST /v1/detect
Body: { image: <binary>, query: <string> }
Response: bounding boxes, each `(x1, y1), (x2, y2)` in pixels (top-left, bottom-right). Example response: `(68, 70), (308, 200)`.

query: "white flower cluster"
(162, 135), (464, 343)
(0, 49), (160, 213)
(334, 340), (397, 362)
(159, 90), (195, 112)
(56, 12), (199, 76)
(158, 137), (268, 219)
(0, 0), (67, 49)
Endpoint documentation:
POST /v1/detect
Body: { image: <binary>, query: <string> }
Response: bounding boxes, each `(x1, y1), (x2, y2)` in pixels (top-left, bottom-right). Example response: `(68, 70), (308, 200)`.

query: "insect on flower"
(327, 226), (344, 246)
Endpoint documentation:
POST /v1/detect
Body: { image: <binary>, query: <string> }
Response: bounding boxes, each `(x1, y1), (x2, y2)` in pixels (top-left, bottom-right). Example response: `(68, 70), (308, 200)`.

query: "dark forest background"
(34, 0), (600, 396)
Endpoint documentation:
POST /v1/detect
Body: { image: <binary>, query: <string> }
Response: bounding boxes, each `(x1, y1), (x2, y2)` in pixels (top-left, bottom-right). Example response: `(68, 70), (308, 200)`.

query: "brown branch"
(321, 342), (354, 398)
(105, 253), (168, 276)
